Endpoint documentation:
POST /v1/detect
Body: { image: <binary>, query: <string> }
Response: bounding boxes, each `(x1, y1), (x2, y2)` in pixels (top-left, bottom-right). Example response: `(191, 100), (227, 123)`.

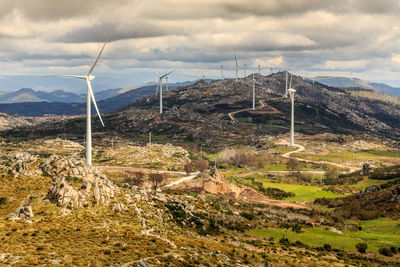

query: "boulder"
(8, 206), (33, 221)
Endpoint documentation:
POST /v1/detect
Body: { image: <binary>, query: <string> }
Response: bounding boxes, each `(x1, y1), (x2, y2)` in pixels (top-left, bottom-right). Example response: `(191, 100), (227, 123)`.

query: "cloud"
(323, 59), (369, 70)
(0, 0), (399, 87)
(254, 56), (284, 67)
(391, 54), (400, 64)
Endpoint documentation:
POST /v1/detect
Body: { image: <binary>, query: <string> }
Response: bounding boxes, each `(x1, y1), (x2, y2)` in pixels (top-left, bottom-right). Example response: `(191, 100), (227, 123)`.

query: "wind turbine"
(288, 75), (296, 146)
(244, 63), (247, 77)
(251, 74), (263, 110)
(234, 55), (239, 81)
(221, 65), (224, 79)
(42, 43), (106, 166)
(283, 70), (291, 98)
(154, 70), (174, 114)
(258, 64), (261, 74)
(252, 74), (256, 110)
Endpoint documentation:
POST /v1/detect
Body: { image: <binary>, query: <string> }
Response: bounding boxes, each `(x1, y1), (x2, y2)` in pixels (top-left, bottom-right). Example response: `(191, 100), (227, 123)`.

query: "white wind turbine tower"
(251, 74), (263, 110)
(221, 65), (224, 79)
(252, 74), (256, 110)
(234, 55), (239, 81)
(154, 70), (174, 114)
(244, 63), (247, 77)
(288, 74), (296, 146)
(42, 43), (106, 166)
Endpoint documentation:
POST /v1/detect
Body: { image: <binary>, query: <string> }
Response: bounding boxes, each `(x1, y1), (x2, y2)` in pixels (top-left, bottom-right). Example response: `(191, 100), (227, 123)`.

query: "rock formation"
(7, 205), (33, 222)
(42, 155), (119, 208)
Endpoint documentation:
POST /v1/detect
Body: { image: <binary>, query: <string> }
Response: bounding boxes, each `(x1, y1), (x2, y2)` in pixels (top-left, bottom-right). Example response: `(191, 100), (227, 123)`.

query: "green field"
(350, 178), (388, 189)
(255, 180), (346, 202)
(294, 150), (399, 165)
(248, 218), (400, 252)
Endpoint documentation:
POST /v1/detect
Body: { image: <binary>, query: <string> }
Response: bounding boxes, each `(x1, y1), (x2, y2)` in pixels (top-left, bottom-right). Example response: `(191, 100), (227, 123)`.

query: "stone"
(8, 205), (33, 221)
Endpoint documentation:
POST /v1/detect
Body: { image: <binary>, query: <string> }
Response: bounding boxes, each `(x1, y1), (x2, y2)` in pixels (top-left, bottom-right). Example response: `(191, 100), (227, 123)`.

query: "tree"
(149, 173), (167, 189)
(184, 161), (193, 175)
(356, 243), (367, 253)
(192, 159), (209, 172)
(124, 171), (145, 187)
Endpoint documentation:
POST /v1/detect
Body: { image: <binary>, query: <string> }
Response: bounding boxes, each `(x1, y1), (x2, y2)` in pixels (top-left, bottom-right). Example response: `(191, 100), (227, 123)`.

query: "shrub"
(279, 237), (290, 247)
(355, 243), (367, 253)
(0, 197), (7, 205)
(287, 157), (299, 171)
(240, 212), (255, 220)
(323, 243), (332, 251)
(291, 224), (302, 233)
(379, 247), (393, 257)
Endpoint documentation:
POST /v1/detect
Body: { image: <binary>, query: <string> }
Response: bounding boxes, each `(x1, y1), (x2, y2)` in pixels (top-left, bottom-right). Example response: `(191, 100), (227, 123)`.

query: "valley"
(1, 72), (400, 266)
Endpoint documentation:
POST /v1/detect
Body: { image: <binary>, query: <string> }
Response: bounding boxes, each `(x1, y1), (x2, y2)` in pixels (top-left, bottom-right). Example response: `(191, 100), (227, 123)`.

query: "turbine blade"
(87, 42), (106, 76)
(41, 75), (86, 79)
(289, 74), (293, 88)
(160, 69), (174, 79)
(152, 71), (160, 78)
(234, 55), (238, 66)
(254, 80), (263, 86)
(86, 79), (104, 127)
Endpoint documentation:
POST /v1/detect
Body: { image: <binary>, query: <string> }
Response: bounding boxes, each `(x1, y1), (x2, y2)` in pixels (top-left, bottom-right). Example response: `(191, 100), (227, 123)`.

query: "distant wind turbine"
(244, 63), (247, 77)
(221, 65), (224, 79)
(154, 70), (174, 114)
(258, 64), (261, 74)
(42, 43), (106, 166)
(251, 74), (263, 110)
(234, 55), (239, 81)
(288, 74), (296, 146)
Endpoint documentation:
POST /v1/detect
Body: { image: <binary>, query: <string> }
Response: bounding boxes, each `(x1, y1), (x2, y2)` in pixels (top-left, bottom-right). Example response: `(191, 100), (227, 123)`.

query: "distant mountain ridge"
(0, 88), (124, 104)
(0, 82), (188, 116)
(312, 76), (400, 97)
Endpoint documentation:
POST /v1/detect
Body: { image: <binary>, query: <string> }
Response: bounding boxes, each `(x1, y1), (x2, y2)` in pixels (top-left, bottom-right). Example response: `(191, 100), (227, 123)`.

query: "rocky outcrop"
(6, 152), (41, 177)
(7, 205), (33, 222)
(360, 162), (375, 175)
(390, 185), (400, 202)
(356, 185), (381, 199)
(40, 154), (99, 182)
(42, 155), (119, 208)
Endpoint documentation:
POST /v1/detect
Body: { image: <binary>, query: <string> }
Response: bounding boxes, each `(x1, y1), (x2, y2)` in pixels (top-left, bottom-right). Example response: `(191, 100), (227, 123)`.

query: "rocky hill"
(313, 76), (400, 97)
(3, 72), (400, 145)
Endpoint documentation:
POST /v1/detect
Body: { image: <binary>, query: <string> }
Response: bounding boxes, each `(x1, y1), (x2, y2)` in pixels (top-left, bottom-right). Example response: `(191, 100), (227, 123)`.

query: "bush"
(379, 247), (393, 257)
(287, 157), (299, 171)
(240, 212), (255, 220)
(355, 242), (367, 253)
(279, 237), (290, 247)
(323, 243), (332, 251)
(0, 197), (7, 205)
(218, 149), (259, 167)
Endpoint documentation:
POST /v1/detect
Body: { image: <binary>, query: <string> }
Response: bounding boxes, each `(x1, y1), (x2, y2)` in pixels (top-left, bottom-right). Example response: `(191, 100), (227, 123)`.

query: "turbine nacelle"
(87, 75), (95, 81)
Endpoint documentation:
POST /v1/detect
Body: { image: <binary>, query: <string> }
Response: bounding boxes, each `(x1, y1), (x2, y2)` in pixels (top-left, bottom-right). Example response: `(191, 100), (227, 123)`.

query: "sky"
(1, 0), (400, 92)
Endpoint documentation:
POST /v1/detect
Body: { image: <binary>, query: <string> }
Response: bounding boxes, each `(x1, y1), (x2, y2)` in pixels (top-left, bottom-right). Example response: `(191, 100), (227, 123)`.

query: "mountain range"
(5, 72), (400, 145)
(312, 76), (400, 97)
(0, 82), (192, 116)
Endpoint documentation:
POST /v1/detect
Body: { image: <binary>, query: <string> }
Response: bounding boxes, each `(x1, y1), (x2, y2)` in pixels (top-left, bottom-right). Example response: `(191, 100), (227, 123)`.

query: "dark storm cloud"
(54, 21), (177, 43)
